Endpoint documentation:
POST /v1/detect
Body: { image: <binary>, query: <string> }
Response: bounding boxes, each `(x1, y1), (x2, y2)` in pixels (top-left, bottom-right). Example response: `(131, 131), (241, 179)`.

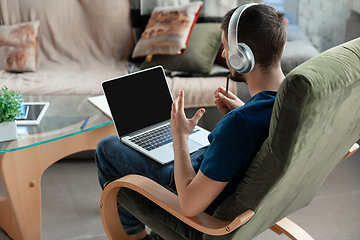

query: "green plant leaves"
(0, 85), (24, 123)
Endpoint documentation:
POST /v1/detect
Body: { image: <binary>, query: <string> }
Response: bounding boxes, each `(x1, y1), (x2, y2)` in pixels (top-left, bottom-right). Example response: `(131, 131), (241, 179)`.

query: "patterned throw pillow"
(131, 1), (203, 59)
(0, 20), (40, 72)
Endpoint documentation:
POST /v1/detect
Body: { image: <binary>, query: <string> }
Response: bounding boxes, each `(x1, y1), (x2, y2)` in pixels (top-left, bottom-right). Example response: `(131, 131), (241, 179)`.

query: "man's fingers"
(172, 96), (180, 115)
(172, 101), (177, 114)
(178, 90), (184, 111)
(191, 108), (205, 124)
(215, 86), (226, 96)
(217, 91), (231, 105)
(226, 90), (235, 99)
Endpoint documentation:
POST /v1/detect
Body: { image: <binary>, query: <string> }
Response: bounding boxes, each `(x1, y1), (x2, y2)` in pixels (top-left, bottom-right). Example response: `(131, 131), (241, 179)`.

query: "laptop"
(102, 65), (210, 164)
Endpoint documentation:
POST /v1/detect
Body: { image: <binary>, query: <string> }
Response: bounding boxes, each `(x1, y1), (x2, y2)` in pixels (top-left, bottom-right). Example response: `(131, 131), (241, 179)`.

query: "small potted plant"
(0, 85), (23, 142)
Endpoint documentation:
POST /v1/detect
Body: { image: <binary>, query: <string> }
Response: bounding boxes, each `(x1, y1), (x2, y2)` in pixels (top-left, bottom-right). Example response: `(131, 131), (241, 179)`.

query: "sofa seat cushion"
(168, 75), (236, 109)
(0, 60), (129, 95)
(281, 24), (319, 75)
(0, 60), (236, 109)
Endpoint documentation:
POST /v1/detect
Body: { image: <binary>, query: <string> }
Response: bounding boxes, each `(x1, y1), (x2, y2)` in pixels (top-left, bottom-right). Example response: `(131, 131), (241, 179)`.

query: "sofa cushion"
(0, 20), (40, 72)
(131, 2), (203, 58)
(281, 24), (319, 75)
(130, 0), (264, 43)
(140, 23), (222, 75)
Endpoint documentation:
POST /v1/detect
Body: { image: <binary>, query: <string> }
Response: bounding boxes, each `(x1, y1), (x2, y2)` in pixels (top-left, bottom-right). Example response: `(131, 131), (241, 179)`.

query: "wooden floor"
(1, 148), (359, 240)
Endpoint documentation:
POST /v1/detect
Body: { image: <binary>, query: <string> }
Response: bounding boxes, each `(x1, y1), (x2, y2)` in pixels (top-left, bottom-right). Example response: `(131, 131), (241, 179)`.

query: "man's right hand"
(214, 87), (244, 115)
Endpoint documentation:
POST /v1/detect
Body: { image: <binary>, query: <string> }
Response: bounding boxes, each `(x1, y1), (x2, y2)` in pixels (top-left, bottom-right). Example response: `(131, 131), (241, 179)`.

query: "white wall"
(286, 0), (359, 52)
(284, 0), (299, 22)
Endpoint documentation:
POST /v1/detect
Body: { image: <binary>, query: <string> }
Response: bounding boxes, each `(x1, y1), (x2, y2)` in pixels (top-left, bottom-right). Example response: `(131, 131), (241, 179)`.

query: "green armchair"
(100, 37), (360, 240)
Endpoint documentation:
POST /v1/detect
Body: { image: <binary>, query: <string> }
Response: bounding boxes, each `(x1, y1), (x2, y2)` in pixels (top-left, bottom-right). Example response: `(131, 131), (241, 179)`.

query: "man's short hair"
(221, 4), (286, 71)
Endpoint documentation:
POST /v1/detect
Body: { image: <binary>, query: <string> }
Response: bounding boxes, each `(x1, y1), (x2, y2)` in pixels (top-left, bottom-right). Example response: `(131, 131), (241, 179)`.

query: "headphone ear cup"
(228, 43), (255, 74)
(238, 43), (255, 74)
(228, 51), (244, 72)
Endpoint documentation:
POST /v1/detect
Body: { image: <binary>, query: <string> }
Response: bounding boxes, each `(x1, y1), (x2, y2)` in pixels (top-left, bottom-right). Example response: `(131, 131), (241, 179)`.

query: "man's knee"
(95, 135), (119, 163)
(97, 135), (118, 150)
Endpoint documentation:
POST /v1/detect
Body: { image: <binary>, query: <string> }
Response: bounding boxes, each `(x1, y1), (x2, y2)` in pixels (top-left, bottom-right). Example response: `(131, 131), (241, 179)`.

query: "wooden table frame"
(0, 123), (116, 240)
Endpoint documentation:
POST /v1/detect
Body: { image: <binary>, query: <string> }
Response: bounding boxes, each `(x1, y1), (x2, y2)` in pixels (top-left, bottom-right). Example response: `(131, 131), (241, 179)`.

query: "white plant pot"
(0, 121), (18, 142)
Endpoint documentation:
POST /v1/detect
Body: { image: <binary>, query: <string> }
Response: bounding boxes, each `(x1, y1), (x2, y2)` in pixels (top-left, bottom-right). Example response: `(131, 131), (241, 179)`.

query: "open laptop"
(102, 65), (210, 164)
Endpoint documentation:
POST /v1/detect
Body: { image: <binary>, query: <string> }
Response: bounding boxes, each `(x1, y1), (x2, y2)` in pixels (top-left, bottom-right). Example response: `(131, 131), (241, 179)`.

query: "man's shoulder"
(245, 91), (277, 105)
(238, 91), (277, 112)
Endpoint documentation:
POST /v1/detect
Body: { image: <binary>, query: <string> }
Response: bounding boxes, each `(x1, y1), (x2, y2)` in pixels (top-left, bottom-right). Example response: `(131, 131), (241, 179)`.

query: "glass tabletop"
(0, 95), (113, 153)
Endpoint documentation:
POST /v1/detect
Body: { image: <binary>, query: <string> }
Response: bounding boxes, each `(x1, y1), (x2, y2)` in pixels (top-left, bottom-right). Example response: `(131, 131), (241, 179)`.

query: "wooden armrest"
(343, 143), (359, 160)
(100, 174), (254, 239)
(270, 217), (314, 240)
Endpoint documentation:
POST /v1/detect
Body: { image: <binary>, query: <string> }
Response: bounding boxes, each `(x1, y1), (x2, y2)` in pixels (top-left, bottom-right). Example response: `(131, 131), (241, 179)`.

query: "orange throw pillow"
(0, 20), (40, 72)
(132, 1), (203, 59)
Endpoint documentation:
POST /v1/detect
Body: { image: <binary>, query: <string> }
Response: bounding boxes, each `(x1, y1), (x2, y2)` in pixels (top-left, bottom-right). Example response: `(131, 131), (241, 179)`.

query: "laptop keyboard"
(129, 124), (199, 151)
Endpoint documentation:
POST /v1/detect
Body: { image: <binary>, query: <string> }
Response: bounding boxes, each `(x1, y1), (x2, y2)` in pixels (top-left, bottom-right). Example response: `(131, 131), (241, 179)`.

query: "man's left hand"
(170, 90), (205, 143)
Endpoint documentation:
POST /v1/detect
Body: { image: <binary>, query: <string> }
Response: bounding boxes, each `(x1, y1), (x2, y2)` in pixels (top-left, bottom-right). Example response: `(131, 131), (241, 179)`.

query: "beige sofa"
(0, 0), (318, 130)
(0, 0), (236, 111)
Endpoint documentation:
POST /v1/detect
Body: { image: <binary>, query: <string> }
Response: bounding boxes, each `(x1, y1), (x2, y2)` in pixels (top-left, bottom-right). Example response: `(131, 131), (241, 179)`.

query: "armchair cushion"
(212, 37), (360, 239)
(113, 38), (360, 240)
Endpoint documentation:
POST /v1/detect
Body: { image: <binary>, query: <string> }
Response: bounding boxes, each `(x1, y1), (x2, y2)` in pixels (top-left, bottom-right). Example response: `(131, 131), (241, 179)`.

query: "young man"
(95, 4), (286, 240)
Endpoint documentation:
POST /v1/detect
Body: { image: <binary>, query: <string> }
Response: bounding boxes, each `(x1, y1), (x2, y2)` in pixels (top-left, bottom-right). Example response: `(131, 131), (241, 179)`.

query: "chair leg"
(100, 185), (130, 240)
(270, 217), (314, 240)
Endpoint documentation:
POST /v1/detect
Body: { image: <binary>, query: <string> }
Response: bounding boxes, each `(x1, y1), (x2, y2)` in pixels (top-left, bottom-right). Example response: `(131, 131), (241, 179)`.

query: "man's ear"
(284, 18), (289, 28)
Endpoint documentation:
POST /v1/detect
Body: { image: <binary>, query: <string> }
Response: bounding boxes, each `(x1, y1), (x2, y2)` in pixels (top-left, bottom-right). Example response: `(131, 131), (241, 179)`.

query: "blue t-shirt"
(199, 91), (276, 212)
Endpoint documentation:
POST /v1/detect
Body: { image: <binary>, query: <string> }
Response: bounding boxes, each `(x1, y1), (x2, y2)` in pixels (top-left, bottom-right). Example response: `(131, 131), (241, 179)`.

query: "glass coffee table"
(0, 95), (116, 240)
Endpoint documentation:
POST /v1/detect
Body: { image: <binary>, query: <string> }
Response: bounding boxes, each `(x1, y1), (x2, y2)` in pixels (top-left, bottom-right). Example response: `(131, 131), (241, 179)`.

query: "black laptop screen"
(102, 66), (173, 137)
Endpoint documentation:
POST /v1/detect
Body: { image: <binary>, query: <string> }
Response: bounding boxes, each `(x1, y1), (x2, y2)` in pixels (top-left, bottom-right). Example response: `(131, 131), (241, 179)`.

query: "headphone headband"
(228, 3), (259, 74)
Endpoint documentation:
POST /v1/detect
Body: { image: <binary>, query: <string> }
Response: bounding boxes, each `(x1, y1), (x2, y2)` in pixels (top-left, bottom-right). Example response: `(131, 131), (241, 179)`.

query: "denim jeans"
(95, 135), (208, 235)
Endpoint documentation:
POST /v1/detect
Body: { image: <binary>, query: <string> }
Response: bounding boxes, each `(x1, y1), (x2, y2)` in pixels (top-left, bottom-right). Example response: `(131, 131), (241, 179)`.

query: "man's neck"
(246, 64), (285, 97)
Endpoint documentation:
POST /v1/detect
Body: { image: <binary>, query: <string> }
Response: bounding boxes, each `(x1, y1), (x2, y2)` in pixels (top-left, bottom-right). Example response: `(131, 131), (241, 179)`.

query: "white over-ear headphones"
(228, 3), (258, 74)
